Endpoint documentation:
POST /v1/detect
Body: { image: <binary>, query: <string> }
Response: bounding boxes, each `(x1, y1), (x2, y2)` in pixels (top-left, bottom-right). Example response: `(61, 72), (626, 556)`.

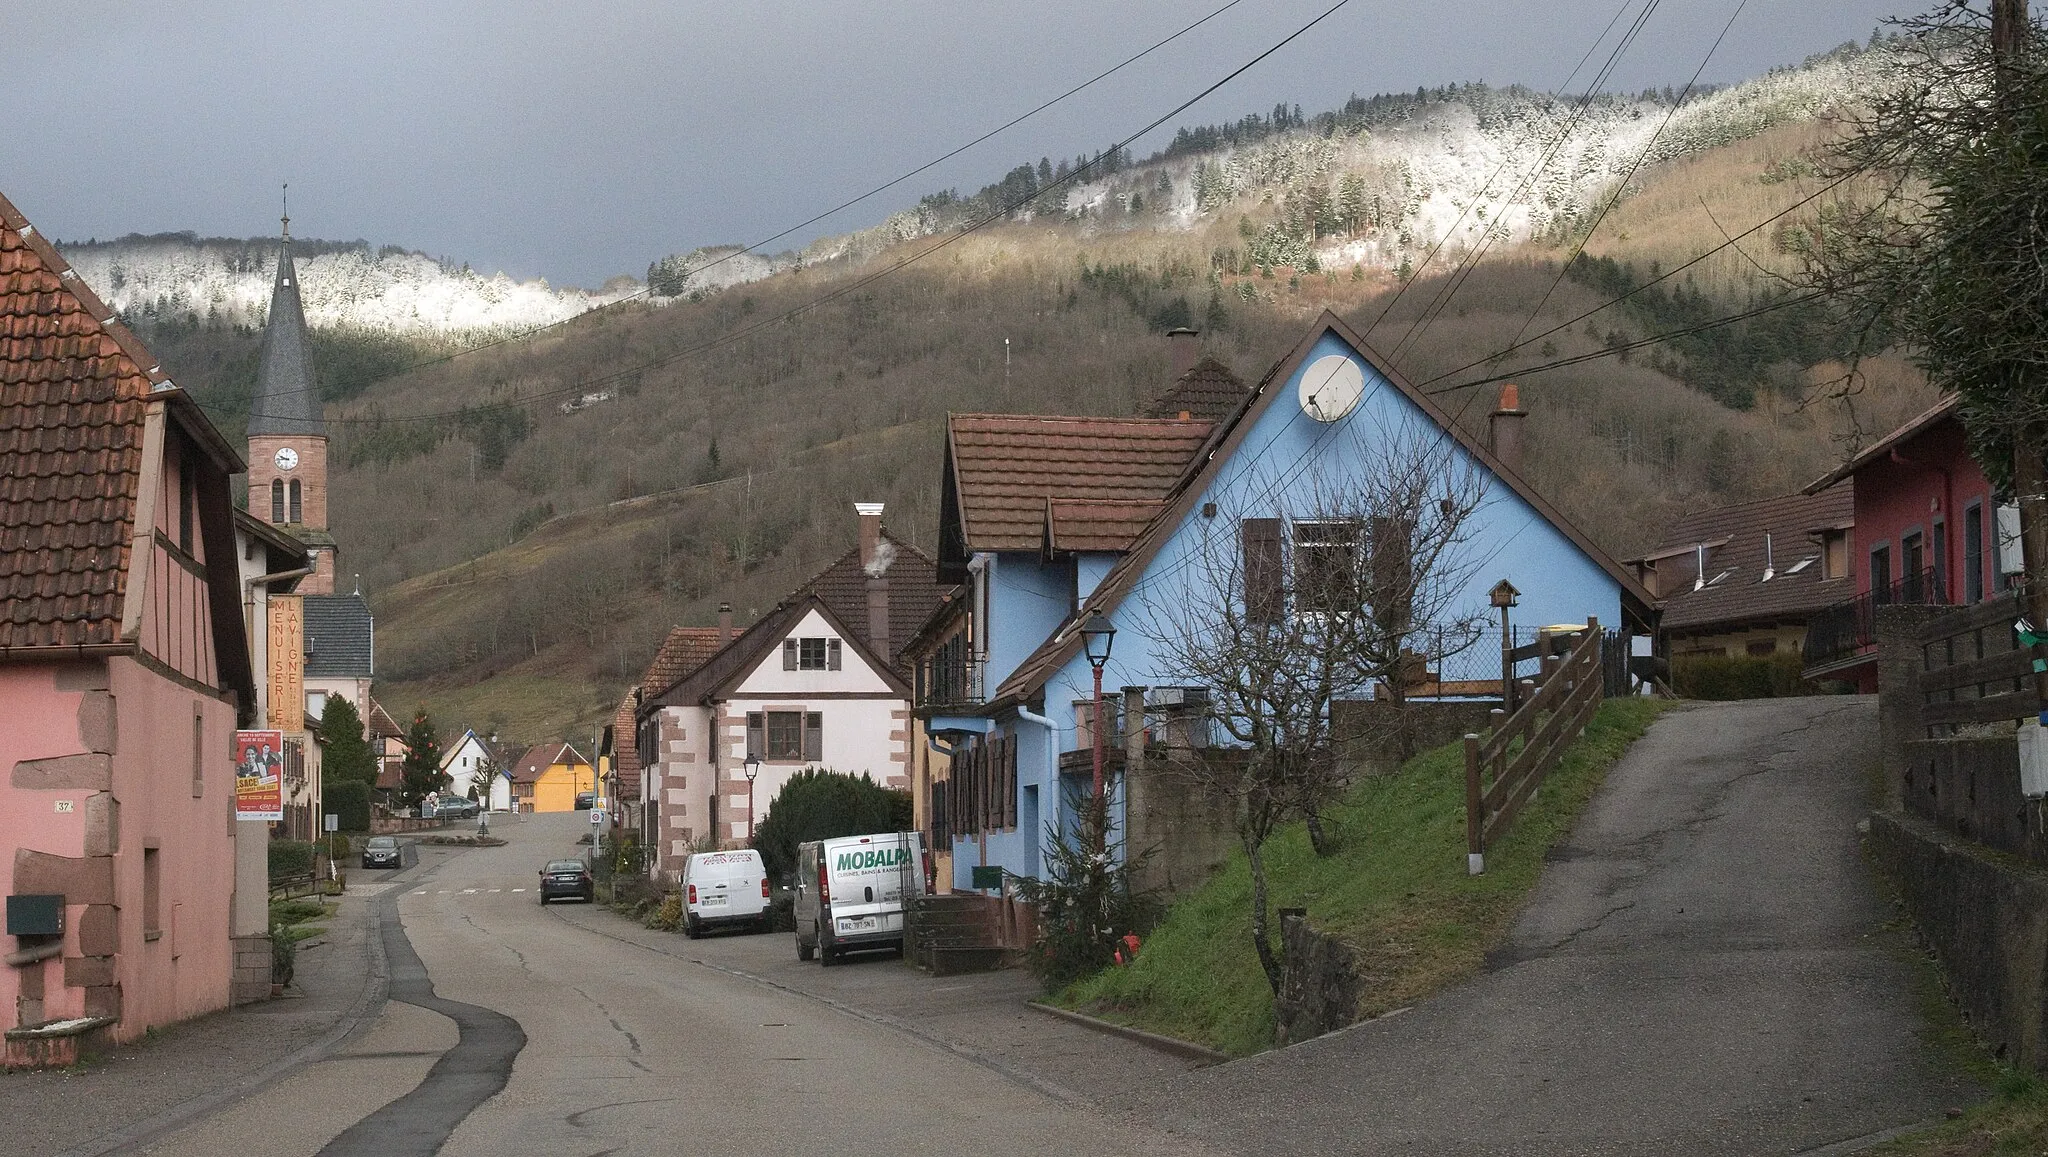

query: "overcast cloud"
(3, 0), (1908, 287)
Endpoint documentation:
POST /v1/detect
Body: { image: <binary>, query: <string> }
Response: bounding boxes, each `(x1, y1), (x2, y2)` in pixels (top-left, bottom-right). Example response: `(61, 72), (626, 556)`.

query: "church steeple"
(246, 190), (336, 593)
(248, 205), (323, 438)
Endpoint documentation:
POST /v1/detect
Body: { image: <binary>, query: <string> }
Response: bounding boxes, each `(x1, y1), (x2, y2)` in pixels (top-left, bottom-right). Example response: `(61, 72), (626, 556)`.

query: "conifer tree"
(399, 711), (445, 808)
(316, 697), (379, 787)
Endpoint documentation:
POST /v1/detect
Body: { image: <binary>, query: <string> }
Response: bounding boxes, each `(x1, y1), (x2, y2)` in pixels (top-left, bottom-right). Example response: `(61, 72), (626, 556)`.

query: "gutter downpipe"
(1013, 705), (1059, 881)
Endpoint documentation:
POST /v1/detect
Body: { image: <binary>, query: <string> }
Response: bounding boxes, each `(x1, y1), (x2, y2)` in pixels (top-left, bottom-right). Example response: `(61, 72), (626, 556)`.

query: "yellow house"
(510, 742), (594, 813)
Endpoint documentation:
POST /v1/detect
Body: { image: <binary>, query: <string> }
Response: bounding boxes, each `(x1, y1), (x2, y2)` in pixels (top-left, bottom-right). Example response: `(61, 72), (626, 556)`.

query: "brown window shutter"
(1369, 515), (1415, 632)
(827, 639), (842, 670)
(1002, 735), (1018, 829)
(782, 640), (798, 670)
(1242, 517), (1284, 624)
(746, 713), (764, 759)
(804, 712), (823, 761)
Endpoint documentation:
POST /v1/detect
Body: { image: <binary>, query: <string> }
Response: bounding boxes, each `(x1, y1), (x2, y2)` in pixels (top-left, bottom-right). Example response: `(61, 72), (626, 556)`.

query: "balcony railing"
(918, 654), (985, 710)
(1803, 567), (1947, 669)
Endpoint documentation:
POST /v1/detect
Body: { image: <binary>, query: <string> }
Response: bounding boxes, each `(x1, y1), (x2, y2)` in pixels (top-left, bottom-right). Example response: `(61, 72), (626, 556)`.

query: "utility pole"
(1993, 0), (2048, 710)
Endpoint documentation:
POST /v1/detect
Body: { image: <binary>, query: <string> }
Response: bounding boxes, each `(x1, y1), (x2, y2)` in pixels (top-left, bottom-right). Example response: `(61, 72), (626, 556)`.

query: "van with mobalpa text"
(792, 832), (930, 965)
(680, 849), (771, 937)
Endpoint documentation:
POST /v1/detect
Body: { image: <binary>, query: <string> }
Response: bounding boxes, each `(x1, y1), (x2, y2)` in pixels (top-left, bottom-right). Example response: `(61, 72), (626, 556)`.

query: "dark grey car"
(361, 836), (403, 869)
(538, 859), (593, 904)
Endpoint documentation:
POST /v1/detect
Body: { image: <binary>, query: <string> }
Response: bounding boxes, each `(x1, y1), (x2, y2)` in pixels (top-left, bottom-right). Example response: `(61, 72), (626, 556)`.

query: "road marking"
(511, 888), (526, 893)
(461, 889), (479, 894)
(412, 891), (428, 896)
(489, 888), (502, 893)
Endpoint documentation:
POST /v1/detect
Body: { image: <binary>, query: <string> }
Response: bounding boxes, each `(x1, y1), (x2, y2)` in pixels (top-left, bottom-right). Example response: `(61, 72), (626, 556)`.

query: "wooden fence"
(1464, 618), (1605, 874)
(1916, 592), (2044, 735)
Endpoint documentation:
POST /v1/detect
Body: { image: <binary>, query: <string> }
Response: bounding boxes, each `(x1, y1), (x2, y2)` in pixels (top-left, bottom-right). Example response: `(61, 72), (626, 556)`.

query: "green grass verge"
(1058, 697), (1671, 1057)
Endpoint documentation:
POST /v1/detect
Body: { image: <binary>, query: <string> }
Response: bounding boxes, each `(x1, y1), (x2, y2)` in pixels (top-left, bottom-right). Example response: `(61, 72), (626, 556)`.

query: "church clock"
(274, 446), (299, 471)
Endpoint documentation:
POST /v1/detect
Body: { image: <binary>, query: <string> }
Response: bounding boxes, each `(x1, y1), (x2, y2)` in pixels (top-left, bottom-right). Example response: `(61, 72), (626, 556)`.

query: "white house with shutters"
(634, 507), (943, 882)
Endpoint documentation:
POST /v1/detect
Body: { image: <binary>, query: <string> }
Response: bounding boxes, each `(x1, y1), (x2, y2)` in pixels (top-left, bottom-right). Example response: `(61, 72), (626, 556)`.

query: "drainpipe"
(1013, 705), (1060, 879)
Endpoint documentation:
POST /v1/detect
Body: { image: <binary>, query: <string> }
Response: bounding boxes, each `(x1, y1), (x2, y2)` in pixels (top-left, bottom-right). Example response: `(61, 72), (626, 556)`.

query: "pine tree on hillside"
(399, 712), (445, 808)
(315, 697), (380, 786)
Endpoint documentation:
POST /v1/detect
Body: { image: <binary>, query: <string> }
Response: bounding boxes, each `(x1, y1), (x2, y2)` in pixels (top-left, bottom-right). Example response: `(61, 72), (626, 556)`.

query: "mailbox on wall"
(6, 894), (64, 938)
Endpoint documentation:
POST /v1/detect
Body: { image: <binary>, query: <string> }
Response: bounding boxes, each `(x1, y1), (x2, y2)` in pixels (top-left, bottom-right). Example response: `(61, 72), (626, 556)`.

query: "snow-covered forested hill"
(60, 233), (639, 337)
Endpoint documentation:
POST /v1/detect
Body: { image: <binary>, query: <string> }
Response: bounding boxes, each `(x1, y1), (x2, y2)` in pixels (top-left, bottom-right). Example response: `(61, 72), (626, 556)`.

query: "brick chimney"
(1167, 327), (1199, 383)
(718, 601), (733, 644)
(856, 503), (891, 660)
(1489, 383), (1527, 474)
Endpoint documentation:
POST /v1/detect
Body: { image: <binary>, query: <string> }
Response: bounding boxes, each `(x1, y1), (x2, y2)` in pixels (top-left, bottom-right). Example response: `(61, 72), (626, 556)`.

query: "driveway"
(1130, 696), (1977, 1156)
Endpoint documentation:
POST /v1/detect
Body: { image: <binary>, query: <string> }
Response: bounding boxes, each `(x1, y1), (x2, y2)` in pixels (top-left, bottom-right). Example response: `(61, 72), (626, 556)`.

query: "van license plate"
(836, 916), (878, 934)
(701, 895), (726, 907)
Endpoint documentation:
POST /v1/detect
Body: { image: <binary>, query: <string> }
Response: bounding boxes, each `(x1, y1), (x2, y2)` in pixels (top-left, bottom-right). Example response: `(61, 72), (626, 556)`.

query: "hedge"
(325, 780), (372, 832)
(1671, 651), (1815, 700)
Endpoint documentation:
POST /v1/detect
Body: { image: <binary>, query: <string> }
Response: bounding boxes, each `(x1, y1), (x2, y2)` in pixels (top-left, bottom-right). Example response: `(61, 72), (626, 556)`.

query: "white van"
(680, 849), (771, 938)
(793, 832), (930, 965)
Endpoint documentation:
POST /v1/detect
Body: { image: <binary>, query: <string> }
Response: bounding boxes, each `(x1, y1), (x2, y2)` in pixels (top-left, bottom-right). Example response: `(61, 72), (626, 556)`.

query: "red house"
(1801, 395), (2020, 690)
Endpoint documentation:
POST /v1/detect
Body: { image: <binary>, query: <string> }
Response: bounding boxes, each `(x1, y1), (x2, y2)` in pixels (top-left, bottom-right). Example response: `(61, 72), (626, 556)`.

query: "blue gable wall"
(982, 553), (1073, 694)
(956, 328), (1626, 887)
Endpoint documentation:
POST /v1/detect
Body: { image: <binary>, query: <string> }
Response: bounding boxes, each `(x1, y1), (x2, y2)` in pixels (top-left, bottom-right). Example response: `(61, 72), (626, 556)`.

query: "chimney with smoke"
(1489, 383), (1527, 474)
(856, 502), (893, 660)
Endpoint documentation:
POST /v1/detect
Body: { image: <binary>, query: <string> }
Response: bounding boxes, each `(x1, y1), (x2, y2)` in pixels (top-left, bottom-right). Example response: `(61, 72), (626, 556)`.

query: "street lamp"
(1491, 579), (1520, 713)
(1080, 612), (1117, 850)
(743, 754), (763, 842)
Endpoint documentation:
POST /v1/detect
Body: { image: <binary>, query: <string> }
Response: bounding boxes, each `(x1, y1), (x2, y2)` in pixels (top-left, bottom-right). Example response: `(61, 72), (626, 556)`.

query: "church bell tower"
(245, 206), (338, 594)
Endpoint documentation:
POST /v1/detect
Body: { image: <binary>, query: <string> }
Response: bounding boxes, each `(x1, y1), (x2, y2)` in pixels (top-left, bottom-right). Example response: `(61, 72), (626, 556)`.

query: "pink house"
(1801, 395), (2020, 691)
(1, 192), (256, 1060)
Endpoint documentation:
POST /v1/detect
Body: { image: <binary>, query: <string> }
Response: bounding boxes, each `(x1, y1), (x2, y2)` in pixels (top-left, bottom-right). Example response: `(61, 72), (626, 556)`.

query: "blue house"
(911, 312), (1655, 892)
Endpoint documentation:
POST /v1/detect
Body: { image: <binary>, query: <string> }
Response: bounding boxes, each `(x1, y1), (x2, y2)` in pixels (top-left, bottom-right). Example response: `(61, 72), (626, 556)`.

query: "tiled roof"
(247, 237), (324, 437)
(366, 697), (403, 739)
(510, 741), (586, 784)
(797, 531), (947, 665)
(1141, 355), (1249, 422)
(640, 626), (726, 696)
(1636, 487), (1856, 632)
(988, 310), (1659, 708)
(0, 194), (159, 649)
(1046, 499), (1169, 553)
(1803, 394), (1959, 495)
(305, 592), (374, 677)
(944, 414), (1213, 554)
(610, 694), (641, 798)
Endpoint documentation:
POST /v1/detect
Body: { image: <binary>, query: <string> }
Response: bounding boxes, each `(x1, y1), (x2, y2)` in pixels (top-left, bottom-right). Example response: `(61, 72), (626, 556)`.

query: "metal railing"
(1803, 567), (1947, 668)
(919, 653), (985, 709)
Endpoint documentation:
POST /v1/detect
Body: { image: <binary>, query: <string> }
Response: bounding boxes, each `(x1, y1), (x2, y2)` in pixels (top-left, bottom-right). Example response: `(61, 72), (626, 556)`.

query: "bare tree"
(1139, 428), (1488, 993)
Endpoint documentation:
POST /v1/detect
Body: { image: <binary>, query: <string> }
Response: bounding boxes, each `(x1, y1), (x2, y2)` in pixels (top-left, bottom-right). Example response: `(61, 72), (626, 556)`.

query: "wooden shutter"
(1002, 734), (1018, 829)
(1369, 516), (1414, 632)
(746, 712), (764, 759)
(827, 639), (842, 670)
(804, 712), (823, 761)
(1242, 517), (1284, 624)
(782, 639), (799, 670)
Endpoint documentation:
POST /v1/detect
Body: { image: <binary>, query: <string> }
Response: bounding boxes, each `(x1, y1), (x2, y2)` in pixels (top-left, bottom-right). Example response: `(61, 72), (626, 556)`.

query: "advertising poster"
(235, 729), (286, 822)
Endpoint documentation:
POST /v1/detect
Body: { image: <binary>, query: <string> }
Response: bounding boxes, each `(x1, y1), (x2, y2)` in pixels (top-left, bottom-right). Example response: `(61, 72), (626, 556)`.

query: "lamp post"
(1080, 612), (1117, 851)
(1491, 579), (1520, 713)
(743, 754), (763, 842)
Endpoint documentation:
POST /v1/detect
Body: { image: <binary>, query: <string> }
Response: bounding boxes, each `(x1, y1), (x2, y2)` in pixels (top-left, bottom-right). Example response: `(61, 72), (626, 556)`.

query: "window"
(191, 707), (205, 799)
(782, 638), (841, 671)
(143, 846), (162, 941)
(1870, 544), (1892, 603)
(1902, 532), (1925, 601)
(1783, 556), (1816, 575)
(1964, 503), (1985, 603)
(1746, 640), (1778, 657)
(747, 710), (823, 761)
(1241, 518), (1284, 624)
(271, 478), (285, 524)
(1822, 529), (1850, 580)
(288, 479), (303, 524)
(1293, 520), (1360, 615)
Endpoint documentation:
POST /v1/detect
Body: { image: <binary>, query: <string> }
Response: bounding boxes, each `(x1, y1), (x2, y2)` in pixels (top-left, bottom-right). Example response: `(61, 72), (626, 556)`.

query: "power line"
(229, 0), (1358, 427)
(221, 0), (1258, 407)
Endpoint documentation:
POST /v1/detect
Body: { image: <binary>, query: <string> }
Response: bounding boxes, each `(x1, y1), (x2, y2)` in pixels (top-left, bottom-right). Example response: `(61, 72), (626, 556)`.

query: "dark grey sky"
(5, 0), (1907, 287)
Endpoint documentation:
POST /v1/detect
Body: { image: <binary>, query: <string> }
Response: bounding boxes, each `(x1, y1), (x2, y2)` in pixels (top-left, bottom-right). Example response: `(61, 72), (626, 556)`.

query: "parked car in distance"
(432, 797), (480, 819)
(573, 791), (595, 810)
(361, 836), (403, 869)
(681, 849), (771, 938)
(793, 831), (930, 966)
(538, 859), (593, 904)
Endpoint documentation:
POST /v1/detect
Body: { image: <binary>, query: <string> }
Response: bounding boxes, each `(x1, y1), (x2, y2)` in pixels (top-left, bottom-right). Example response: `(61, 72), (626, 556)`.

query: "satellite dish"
(1297, 355), (1364, 422)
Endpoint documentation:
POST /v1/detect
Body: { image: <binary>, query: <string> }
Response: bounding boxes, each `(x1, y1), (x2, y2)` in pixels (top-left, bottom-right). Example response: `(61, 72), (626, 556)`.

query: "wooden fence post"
(1464, 733), (1484, 875)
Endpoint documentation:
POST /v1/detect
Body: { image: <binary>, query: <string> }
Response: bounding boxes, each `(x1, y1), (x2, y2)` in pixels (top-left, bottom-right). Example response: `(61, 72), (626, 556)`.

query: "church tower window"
(289, 479), (303, 524)
(271, 478), (285, 524)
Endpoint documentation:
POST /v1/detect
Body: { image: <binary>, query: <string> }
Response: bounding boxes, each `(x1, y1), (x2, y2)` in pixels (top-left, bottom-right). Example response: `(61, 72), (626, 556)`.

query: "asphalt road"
(130, 812), (1215, 1157)
(1133, 697), (1980, 1157)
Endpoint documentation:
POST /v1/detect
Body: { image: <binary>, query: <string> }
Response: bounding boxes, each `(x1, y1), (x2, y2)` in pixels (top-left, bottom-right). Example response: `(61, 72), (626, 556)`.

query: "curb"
(1025, 1001), (1231, 1066)
(54, 872), (407, 1157)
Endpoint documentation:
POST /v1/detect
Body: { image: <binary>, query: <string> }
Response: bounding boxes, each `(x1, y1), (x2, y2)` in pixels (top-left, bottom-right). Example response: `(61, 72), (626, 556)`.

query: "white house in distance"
(636, 504), (945, 881)
(440, 730), (510, 812)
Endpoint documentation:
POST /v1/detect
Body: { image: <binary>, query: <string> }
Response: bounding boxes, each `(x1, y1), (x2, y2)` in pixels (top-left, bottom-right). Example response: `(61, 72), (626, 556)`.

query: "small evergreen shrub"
(1013, 806), (1157, 991)
(267, 840), (315, 881)
(1672, 651), (1815, 699)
